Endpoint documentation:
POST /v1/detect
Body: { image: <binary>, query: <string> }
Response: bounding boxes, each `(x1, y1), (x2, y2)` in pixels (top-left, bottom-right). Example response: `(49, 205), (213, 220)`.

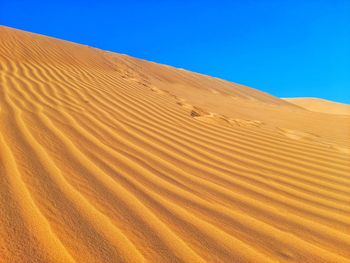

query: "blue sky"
(1, 0), (349, 103)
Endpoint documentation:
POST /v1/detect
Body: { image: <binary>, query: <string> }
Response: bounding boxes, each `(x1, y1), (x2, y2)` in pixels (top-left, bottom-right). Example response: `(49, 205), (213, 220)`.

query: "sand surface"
(284, 98), (350, 116)
(0, 26), (350, 263)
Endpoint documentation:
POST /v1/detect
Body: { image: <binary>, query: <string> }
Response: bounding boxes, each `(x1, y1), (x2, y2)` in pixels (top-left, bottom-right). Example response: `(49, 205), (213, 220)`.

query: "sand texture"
(284, 98), (350, 116)
(0, 26), (350, 263)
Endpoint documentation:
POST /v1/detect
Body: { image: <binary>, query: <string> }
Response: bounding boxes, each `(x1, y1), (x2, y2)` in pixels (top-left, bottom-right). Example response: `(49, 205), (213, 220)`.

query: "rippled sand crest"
(0, 26), (349, 263)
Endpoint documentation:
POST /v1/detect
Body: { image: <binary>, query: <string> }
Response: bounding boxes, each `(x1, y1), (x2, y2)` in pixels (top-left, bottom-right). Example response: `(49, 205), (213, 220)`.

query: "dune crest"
(0, 26), (350, 263)
(284, 97), (350, 116)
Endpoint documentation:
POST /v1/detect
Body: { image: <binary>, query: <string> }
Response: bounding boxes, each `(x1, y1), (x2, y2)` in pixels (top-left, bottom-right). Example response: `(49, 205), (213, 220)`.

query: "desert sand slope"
(0, 26), (350, 263)
(284, 97), (350, 116)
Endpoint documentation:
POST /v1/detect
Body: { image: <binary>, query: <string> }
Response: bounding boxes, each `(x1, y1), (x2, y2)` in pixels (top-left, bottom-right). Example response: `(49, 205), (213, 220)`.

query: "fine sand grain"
(284, 98), (350, 116)
(0, 26), (350, 263)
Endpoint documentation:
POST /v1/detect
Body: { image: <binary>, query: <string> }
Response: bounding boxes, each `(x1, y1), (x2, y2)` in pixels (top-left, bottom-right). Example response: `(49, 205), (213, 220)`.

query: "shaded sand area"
(0, 26), (349, 262)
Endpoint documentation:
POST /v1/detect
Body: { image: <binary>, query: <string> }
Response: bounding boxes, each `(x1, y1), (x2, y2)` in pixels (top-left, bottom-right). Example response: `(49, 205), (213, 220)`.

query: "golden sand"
(0, 26), (349, 263)
(284, 98), (350, 116)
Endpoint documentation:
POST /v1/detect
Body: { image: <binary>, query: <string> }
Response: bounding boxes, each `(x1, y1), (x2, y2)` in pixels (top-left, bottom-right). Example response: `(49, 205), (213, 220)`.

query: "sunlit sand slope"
(0, 26), (350, 263)
(284, 98), (350, 116)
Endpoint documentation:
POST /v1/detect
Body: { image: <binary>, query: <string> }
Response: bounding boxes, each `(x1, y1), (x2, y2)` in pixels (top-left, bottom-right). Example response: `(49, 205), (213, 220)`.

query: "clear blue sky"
(1, 0), (349, 103)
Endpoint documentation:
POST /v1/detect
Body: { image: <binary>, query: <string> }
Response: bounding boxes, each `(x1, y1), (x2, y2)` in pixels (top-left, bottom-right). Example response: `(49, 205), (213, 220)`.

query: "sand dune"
(0, 26), (350, 263)
(284, 97), (350, 116)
